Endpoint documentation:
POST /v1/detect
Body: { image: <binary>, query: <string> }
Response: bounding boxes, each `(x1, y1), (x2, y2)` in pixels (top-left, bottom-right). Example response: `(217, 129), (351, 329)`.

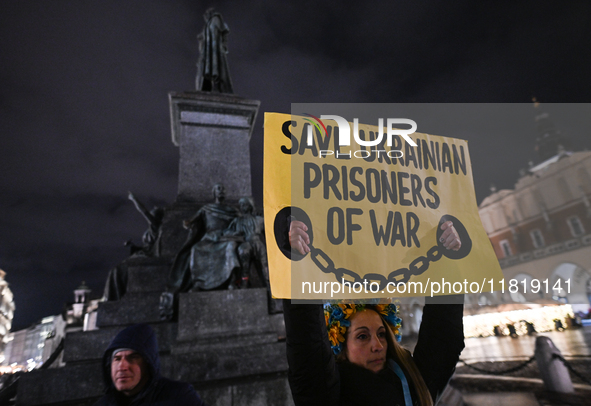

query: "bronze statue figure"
(167, 184), (240, 291)
(223, 197), (281, 312)
(126, 192), (164, 256)
(160, 183), (242, 320)
(223, 197), (268, 288)
(104, 193), (163, 301)
(196, 8), (234, 93)
(102, 263), (128, 301)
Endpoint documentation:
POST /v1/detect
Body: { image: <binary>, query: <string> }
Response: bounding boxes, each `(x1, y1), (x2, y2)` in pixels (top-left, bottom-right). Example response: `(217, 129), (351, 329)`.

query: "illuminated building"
(470, 105), (591, 337)
(1, 281), (99, 372)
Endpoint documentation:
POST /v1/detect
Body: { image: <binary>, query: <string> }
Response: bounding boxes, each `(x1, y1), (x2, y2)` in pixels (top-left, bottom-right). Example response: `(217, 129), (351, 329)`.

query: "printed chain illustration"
(295, 212), (472, 290)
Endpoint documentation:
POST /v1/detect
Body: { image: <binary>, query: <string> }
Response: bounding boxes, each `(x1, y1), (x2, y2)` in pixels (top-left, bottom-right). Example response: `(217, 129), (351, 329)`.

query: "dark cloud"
(1, 1), (591, 329)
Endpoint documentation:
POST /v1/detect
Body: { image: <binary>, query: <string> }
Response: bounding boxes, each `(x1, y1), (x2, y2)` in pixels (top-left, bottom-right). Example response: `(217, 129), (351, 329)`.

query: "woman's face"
(344, 309), (387, 373)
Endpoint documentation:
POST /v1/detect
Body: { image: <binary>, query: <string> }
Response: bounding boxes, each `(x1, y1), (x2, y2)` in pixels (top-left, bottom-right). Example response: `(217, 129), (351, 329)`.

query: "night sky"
(2, 1), (591, 330)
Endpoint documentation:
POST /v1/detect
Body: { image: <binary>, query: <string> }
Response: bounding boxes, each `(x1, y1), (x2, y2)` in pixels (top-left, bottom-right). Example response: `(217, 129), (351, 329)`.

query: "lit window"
(567, 216), (585, 237)
(500, 239), (512, 257)
(530, 229), (545, 248)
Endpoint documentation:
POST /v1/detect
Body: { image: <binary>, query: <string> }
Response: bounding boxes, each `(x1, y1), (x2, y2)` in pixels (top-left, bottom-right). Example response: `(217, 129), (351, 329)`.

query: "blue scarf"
(388, 359), (413, 406)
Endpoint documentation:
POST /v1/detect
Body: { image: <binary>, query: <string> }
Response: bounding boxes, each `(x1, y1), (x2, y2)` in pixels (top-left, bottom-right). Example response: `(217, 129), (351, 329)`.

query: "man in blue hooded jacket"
(94, 324), (205, 406)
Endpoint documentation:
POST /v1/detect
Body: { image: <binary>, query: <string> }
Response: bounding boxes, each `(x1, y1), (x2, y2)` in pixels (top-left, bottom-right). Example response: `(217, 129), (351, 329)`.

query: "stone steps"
(63, 322), (177, 363)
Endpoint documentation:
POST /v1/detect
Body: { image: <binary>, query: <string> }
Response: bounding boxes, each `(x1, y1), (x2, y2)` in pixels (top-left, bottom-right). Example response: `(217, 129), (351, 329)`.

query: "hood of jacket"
(102, 323), (161, 391)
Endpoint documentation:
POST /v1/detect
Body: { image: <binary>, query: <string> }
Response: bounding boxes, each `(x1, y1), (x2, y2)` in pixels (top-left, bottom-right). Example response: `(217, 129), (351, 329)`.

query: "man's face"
(111, 350), (149, 396)
(213, 184), (225, 200)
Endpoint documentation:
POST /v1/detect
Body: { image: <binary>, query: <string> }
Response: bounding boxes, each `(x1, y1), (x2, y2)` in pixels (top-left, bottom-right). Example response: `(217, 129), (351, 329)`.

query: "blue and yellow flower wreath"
(324, 302), (402, 355)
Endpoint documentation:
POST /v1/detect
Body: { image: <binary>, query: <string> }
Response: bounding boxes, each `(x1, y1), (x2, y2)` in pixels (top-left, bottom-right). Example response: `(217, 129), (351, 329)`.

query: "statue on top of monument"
(196, 8), (234, 93)
(160, 183), (241, 320)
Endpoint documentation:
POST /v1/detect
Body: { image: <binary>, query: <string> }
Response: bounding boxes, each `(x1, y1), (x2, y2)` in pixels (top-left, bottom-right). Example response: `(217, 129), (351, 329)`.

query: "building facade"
(1, 281), (99, 372)
(478, 149), (591, 312)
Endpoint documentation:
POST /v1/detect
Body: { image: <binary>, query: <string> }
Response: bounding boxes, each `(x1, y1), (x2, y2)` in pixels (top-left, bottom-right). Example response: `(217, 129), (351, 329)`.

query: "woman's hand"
(289, 220), (310, 256)
(440, 221), (461, 251)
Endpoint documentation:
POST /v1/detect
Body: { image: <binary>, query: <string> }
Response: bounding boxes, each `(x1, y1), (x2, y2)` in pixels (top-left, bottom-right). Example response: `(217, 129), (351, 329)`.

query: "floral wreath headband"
(324, 302), (402, 355)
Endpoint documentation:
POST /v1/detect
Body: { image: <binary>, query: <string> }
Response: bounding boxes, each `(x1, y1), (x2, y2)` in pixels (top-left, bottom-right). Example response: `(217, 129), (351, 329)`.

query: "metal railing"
(458, 353), (591, 386)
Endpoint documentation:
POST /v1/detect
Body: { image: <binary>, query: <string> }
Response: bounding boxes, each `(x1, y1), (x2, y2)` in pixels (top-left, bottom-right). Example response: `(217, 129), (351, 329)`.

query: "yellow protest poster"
(264, 111), (503, 300)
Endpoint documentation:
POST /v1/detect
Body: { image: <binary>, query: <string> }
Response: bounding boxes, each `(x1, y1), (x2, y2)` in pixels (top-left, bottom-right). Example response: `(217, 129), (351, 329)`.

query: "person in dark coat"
(94, 324), (205, 406)
(284, 220), (465, 406)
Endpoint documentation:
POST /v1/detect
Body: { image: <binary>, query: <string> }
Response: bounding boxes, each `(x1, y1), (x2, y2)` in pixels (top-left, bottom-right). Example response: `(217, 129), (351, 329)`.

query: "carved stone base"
(19, 288), (291, 406)
(169, 91), (260, 203)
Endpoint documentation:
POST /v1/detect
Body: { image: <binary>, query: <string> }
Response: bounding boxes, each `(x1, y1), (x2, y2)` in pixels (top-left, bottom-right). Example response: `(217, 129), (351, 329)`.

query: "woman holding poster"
(283, 220), (464, 406)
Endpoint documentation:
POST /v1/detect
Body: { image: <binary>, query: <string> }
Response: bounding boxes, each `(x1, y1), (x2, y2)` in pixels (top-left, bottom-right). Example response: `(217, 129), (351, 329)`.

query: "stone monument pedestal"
(169, 91), (259, 203)
(171, 289), (286, 383)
